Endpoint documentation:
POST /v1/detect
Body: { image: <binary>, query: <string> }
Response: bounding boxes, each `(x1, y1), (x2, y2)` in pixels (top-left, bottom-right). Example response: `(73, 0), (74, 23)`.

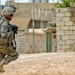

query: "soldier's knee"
(3, 52), (19, 65)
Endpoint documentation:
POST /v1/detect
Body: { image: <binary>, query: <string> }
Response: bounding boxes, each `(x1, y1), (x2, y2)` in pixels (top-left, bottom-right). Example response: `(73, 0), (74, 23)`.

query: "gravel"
(0, 52), (75, 75)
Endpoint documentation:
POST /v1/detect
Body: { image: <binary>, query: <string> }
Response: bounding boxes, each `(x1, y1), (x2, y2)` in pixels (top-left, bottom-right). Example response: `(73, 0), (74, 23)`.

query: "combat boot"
(0, 60), (5, 72)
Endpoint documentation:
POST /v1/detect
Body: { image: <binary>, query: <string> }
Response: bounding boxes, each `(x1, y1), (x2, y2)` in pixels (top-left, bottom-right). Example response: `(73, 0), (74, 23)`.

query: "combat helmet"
(1, 7), (15, 16)
(9, 5), (17, 12)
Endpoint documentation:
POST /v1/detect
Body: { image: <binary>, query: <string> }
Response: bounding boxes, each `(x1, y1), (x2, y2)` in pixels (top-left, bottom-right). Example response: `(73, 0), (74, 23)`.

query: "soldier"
(0, 7), (19, 72)
(0, 6), (16, 18)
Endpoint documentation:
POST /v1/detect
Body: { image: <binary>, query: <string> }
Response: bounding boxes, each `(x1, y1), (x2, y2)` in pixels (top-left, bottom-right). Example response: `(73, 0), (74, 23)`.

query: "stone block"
(55, 8), (60, 13)
(57, 49), (64, 52)
(57, 36), (61, 40)
(74, 31), (75, 35)
(65, 40), (73, 44)
(73, 40), (75, 43)
(56, 13), (64, 17)
(65, 31), (73, 35)
(57, 40), (65, 45)
(56, 17), (62, 22)
(61, 36), (69, 40)
(69, 26), (74, 30)
(64, 49), (72, 52)
(73, 26), (75, 30)
(69, 35), (75, 40)
(64, 12), (71, 16)
(57, 31), (64, 35)
(62, 44), (70, 49)
(61, 26), (69, 30)
(60, 8), (69, 12)
(56, 27), (61, 31)
(62, 17), (70, 22)
(56, 22), (64, 26)
(65, 21), (73, 26)
(57, 45), (62, 50)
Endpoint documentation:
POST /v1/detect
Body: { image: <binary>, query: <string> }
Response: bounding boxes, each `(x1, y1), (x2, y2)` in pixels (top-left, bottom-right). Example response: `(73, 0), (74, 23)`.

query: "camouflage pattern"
(1, 7), (15, 17)
(0, 45), (18, 64)
(0, 16), (19, 65)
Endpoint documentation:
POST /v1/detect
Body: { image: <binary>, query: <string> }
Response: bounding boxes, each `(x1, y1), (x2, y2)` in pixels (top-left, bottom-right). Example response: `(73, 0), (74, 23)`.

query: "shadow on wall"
(70, 7), (75, 23)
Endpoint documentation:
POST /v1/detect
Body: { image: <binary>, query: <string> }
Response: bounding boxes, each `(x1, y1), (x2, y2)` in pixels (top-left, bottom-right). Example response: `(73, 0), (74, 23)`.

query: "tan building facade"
(6, 1), (75, 53)
(5, 1), (57, 54)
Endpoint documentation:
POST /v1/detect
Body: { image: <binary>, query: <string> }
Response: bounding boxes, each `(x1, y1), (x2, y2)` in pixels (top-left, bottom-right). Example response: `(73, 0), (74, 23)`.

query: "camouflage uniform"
(0, 7), (19, 72)
(0, 16), (19, 65)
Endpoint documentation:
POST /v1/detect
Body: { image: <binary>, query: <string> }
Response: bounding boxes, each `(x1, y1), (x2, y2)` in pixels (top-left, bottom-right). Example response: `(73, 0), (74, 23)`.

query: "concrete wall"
(16, 30), (46, 54)
(15, 7), (75, 53)
(56, 7), (75, 52)
(5, 2), (56, 54)
(6, 2), (54, 20)
(15, 31), (26, 53)
(16, 29), (56, 54)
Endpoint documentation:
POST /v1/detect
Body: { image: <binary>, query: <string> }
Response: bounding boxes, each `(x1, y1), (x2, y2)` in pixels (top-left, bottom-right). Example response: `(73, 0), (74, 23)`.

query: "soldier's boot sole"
(0, 60), (5, 72)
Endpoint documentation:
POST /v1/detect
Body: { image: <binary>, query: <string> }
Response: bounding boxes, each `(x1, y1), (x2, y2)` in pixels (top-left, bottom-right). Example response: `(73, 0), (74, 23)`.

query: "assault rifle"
(11, 25), (18, 50)
(11, 25), (18, 34)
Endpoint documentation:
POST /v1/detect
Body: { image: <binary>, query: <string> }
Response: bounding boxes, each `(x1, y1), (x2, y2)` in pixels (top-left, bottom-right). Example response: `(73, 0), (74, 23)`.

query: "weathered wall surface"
(6, 1), (75, 52)
(8, 2), (56, 53)
(16, 31), (46, 54)
(15, 31), (26, 53)
(56, 7), (75, 52)
(15, 7), (75, 53)
(16, 30), (56, 54)
(7, 2), (55, 20)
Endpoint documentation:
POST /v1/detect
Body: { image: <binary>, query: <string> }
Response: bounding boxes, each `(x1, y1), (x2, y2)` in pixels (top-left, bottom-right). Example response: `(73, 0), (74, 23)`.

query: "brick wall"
(56, 7), (75, 52)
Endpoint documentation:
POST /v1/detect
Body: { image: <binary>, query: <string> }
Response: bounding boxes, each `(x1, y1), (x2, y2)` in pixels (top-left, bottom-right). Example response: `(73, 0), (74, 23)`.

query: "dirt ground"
(0, 52), (75, 75)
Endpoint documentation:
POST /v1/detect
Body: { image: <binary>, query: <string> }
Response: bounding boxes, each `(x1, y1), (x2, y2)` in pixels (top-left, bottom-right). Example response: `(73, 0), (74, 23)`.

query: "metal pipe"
(32, 3), (35, 53)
